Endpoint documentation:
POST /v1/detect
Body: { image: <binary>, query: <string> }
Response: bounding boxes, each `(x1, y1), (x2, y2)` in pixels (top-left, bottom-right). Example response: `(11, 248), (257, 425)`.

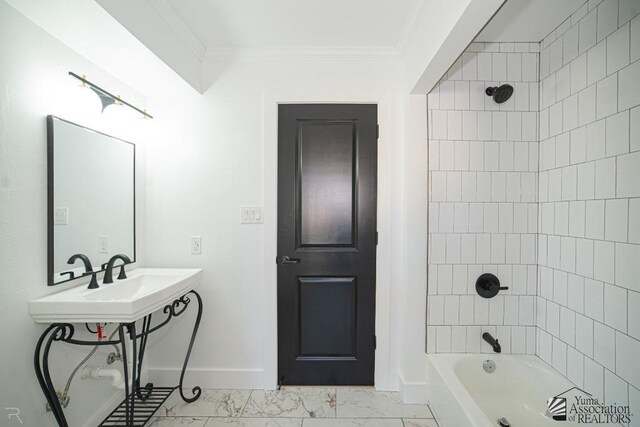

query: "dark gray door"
(277, 104), (377, 385)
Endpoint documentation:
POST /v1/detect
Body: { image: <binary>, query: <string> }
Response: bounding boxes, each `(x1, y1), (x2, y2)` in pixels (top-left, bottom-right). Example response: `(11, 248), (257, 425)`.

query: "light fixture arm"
(69, 71), (153, 119)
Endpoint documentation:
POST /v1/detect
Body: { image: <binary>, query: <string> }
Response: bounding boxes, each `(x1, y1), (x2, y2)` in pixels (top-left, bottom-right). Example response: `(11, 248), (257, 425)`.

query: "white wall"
(143, 57), (429, 399)
(402, 0), (506, 94)
(426, 42), (540, 354)
(402, 0), (471, 91)
(536, 0), (640, 411)
(0, 2), (148, 425)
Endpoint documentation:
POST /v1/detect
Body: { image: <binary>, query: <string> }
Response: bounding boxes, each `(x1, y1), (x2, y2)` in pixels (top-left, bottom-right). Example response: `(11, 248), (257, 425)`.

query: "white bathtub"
(426, 354), (618, 427)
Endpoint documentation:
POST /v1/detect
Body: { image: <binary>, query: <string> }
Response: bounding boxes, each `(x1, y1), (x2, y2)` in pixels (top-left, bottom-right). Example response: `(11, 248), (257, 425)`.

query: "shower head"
(485, 84), (514, 104)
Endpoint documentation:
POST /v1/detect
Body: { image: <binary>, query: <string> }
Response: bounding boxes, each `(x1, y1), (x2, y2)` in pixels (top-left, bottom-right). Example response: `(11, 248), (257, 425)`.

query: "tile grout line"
(238, 389), (253, 418)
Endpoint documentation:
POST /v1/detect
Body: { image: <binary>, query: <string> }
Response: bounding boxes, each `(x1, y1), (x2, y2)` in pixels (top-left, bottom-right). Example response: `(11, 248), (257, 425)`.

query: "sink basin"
(30, 268), (203, 323)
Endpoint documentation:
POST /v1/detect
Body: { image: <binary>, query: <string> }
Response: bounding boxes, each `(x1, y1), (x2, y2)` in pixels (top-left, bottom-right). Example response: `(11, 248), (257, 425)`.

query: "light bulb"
(67, 78), (102, 115)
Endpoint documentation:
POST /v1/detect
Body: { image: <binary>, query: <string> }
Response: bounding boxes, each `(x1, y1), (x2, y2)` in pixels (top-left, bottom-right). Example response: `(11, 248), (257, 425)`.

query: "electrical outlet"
(54, 207), (69, 225)
(98, 236), (108, 253)
(240, 206), (264, 224)
(191, 236), (202, 255)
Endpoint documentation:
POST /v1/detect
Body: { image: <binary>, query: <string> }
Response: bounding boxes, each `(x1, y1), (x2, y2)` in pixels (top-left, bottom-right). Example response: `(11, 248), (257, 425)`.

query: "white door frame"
(261, 88), (402, 390)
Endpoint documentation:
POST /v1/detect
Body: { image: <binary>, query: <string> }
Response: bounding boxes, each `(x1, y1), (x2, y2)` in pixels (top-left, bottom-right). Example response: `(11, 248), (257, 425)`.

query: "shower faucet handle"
(476, 273), (507, 298)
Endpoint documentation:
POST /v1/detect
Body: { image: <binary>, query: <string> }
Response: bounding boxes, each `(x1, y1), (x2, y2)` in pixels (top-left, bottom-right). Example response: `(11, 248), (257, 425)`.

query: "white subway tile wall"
(537, 0), (640, 413)
(427, 40), (539, 356)
(428, 0), (640, 412)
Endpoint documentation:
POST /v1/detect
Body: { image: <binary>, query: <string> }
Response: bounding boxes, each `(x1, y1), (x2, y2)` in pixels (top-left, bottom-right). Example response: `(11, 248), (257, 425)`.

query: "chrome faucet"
(483, 332), (501, 353)
(103, 254), (131, 284)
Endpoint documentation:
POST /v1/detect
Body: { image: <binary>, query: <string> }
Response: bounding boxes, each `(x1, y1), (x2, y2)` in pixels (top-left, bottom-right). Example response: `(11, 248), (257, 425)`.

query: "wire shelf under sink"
(100, 386), (176, 426)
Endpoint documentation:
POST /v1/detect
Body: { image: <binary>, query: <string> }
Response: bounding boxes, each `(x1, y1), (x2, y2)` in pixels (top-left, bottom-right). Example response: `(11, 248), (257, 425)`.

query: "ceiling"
(10, 0), (584, 95)
(164, 0), (422, 52)
(476, 0), (585, 42)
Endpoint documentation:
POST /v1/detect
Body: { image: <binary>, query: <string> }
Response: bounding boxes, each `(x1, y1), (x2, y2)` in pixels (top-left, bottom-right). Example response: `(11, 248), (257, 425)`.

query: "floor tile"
(242, 387), (336, 418)
(158, 389), (252, 417)
(303, 418), (403, 426)
(205, 418), (303, 426)
(336, 388), (433, 419)
(402, 419), (439, 427)
(147, 417), (209, 426)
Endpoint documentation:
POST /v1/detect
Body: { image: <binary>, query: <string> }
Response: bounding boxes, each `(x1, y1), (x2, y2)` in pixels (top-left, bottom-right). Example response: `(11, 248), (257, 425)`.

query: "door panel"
(277, 104), (377, 385)
(298, 277), (356, 358)
(298, 121), (356, 247)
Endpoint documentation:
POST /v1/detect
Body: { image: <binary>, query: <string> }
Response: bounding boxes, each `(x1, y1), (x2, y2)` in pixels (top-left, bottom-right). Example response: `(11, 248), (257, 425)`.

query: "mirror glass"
(48, 116), (135, 286)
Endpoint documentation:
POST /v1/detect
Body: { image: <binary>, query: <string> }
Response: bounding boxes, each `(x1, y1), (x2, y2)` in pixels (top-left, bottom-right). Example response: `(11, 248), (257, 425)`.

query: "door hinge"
(376, 124), (379, 139)
(375, 231), (378, 245)
(374, 335), (377, 350)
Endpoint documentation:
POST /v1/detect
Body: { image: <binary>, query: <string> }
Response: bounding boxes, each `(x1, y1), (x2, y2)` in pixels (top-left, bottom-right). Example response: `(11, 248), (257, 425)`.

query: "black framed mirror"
(47, 116), (135, 286)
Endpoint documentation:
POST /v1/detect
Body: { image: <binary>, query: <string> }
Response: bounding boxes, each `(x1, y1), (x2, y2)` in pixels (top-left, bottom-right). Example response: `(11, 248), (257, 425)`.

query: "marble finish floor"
(148, 387), (439, 426)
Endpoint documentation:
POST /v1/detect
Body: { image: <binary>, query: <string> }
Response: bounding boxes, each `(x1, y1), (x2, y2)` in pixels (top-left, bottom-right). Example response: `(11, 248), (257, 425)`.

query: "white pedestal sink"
(32, 268), (205, 426)
(29, 268), (203, 323)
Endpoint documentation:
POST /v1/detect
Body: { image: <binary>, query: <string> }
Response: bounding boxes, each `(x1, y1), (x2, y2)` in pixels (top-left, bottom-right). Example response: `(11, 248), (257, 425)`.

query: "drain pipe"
(81, 367), (130, 389)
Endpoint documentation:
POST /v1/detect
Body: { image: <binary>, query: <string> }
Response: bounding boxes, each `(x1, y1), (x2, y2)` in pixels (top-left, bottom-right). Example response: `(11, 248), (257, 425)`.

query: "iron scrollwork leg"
(118, 324), (131, 426)
(33, 290), (203, 426)
(128, 322), (138, 426)
(135, 314), (154, 400)
(34, 324), (74, 427)
(177, 290), (203, 403)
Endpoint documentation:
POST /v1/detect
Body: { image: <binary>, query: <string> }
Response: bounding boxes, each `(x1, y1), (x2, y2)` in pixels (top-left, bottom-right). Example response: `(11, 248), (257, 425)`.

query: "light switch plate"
(240, 206), (263, 224)
(54, 207), (68, 225)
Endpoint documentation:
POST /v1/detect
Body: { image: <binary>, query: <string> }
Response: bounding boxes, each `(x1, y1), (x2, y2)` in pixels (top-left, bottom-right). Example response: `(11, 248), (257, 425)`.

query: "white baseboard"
(148, 368), (264, 390)
(82, 391), (126, 427)
(375, 371), (400, 392)
(149, 367), (407, 396)
(399, 373), (429, 404)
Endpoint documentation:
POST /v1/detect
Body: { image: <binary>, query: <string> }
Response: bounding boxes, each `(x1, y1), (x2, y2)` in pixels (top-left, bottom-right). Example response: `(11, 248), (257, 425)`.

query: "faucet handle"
(87, 272), (100, 289)
(117, 265), (127, 280)
(103, 254), (132, 284)
(60, 271), (75, 280)
(476, 273), (507, 298)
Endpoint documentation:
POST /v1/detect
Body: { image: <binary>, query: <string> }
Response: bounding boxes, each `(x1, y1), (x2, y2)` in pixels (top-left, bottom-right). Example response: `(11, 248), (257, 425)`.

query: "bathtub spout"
(482, 332), (501, 353)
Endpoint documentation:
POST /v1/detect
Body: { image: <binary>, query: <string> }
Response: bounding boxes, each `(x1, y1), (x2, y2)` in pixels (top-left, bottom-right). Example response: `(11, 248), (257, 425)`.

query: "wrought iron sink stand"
(34, 290), (203, 427)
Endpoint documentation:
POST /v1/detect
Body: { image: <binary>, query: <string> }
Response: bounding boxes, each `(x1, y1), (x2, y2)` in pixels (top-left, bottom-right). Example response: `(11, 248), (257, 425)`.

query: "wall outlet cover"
(191, 236), (202, 254)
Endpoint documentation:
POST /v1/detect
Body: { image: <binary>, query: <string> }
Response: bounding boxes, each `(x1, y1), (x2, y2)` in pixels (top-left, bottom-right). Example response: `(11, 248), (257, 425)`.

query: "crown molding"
(203, 46), (400, 60)
(141, 0), (425, 63)
(147, 0), (206, 61)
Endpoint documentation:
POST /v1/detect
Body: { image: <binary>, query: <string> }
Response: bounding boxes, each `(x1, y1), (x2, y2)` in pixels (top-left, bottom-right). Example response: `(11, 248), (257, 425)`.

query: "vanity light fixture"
(68, 71), (153, 119)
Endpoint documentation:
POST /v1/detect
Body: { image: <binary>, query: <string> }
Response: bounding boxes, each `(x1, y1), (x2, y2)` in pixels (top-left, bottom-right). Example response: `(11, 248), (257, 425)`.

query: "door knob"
(281, 256), (301, 265)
